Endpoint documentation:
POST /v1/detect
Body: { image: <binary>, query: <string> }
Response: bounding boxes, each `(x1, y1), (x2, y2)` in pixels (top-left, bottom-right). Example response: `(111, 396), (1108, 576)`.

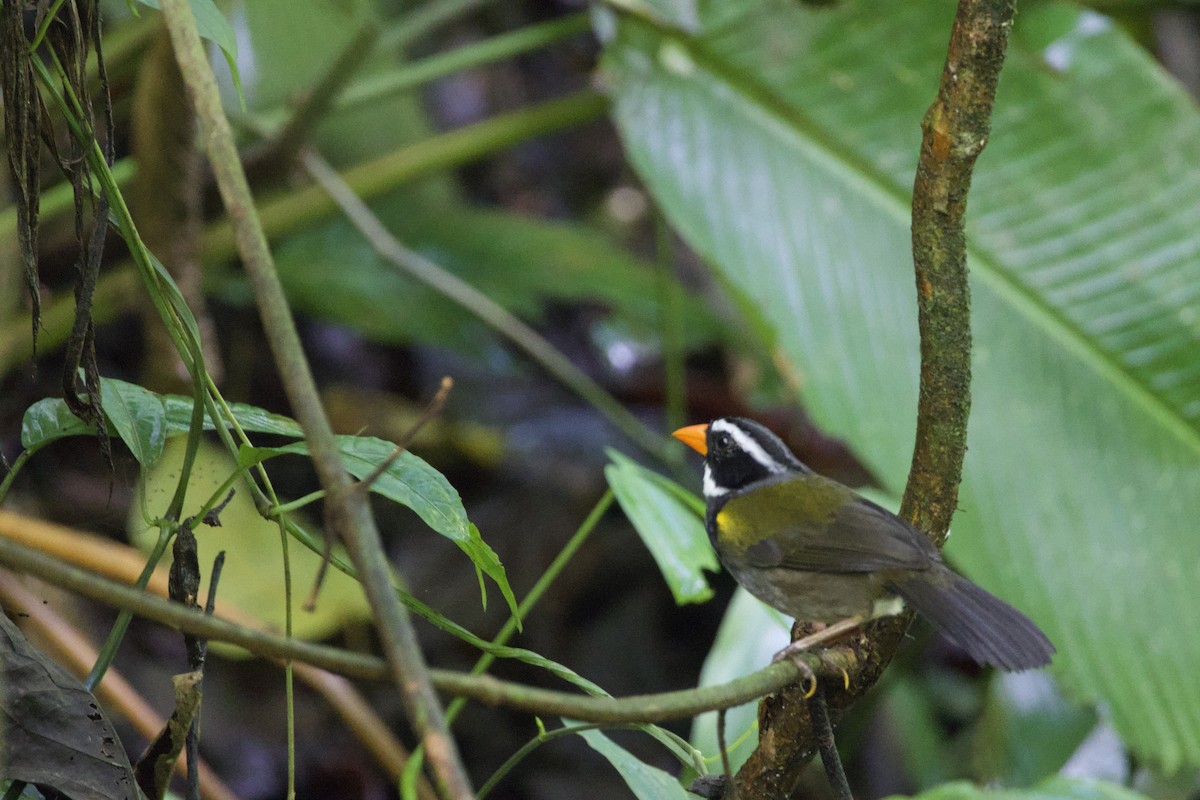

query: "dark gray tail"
(891, 568), (1055, 671)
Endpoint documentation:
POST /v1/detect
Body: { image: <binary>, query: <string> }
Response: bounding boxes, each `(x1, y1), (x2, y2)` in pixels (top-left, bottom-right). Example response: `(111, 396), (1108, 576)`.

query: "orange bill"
(671, 423), (709, 455)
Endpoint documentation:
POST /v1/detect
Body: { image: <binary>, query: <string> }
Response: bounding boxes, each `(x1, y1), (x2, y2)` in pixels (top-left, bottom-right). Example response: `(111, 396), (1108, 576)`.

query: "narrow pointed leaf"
(576, 728), (693, 800)
(241, 436), (518, 619)
(21, 382), (304, 452)
(605, 449), (717, 604)
(99, 377), (168, 466)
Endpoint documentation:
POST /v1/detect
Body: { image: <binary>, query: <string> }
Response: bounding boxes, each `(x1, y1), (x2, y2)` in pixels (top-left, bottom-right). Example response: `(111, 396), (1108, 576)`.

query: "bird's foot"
(772, 616), (865, 695)
(772, 647), (819, 698)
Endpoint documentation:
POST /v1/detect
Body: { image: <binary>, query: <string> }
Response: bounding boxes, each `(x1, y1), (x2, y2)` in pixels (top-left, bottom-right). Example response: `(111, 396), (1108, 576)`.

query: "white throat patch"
(712, 418), (784, 474)
(702, 464), (728, 499)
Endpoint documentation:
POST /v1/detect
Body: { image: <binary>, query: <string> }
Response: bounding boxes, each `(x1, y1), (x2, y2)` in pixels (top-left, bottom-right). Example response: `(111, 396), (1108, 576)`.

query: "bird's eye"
(714, 432), (732, 452)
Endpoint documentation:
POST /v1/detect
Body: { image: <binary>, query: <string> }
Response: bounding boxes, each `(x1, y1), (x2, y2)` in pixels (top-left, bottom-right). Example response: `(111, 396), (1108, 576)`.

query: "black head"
(674, 417), (808, 501)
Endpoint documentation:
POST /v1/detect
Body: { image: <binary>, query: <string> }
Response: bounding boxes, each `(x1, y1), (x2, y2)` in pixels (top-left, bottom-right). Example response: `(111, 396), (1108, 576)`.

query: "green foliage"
(130, 438), (371, 644)
(21, 376), (516, 620)
(23, 377), (171, 465)
(10, 0), (1196, 794)
(605, 449), (717, 604)
(21, 396), (97, 452)
(576, 727), (694, 800)
(242, 436), (518, 620)
(22, 384), (303, 458)
(163, 396), (304, 438)
(689, 588), (788, 774)
(98, 375), (167, 466)
(603, 0), (1200, 771)
(134, 0), (242, 99)
(891, 777), (1152, 800)
(272, 201), (713, 352)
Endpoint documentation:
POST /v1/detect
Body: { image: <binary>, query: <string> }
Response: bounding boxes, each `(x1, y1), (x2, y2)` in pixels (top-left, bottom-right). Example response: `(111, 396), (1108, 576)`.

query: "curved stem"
(84, 524), (173, 690)
(0, 533), (848, 724)
(0, 449), (33, 505)
(299, 149), (672, 464)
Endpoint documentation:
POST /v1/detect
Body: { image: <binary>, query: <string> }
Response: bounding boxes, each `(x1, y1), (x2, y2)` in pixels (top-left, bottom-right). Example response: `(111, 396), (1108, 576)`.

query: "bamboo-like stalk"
(156, 2), (473, 797)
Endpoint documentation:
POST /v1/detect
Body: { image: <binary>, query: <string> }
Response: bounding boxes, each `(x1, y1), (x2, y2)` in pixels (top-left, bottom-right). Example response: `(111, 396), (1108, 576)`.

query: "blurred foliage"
(130, 438), (370, 646)
(2, 0), (1198, 797)
(604, 0), (1200, 777)
(266, 199), (722, 353)
(605, 448), (715, 604)
(893, 777), (1154, 800)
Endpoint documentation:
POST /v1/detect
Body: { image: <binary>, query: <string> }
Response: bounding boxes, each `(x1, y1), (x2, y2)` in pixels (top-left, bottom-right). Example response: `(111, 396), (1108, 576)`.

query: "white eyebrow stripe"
(702, 465), (729, 498)
(713, 419), (783, 473)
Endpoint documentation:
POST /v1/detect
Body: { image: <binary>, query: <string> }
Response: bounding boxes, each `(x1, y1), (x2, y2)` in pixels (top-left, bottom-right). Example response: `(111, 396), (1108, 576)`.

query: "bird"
(672, 417), (1055, 671)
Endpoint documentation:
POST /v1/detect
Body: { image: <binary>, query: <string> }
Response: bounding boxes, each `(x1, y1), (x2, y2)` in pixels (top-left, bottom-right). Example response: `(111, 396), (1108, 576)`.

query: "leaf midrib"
(629, 13), (1200, 459)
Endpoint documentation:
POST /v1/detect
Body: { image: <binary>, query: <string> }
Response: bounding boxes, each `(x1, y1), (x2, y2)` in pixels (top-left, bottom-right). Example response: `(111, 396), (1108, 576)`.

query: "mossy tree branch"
(904, 0), (1014, 538)
(735, 1), (1016, 796)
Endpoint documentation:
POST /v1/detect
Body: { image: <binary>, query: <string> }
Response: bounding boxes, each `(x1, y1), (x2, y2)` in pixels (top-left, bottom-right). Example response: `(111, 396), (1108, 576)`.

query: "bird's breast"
(711, 475), (846, 555)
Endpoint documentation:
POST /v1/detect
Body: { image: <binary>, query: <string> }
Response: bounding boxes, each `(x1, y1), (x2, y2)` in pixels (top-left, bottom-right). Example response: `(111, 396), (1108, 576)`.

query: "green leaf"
(20, 398), (91, 450)
(604, 2), (1200, 769)
(576, 728), (693, 800)
(343, 436), (472, 537)
(690, 588), (789, 774)
(604, 449), (717, 604)
(20, 382), (304, 453)
(135, 0), (242, 101)
(891, 777), (1152, 800)
(162, 396), (305, 438)
(241, 436), (519, 620)
(20, 378), (168, 465)
(98, 376), (167, 466)
(972, 673), (1097, 786)
(19, 380), (520, 620)
(130, 439), (370, 645)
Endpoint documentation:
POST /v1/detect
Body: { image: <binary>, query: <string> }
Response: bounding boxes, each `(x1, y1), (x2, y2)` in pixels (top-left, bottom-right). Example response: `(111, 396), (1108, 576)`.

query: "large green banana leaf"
(602, 1), (1200, 770)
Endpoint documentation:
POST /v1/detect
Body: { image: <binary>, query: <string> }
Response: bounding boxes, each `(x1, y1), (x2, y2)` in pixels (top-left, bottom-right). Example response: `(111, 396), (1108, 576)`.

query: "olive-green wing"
(732, 477), (938, 574)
